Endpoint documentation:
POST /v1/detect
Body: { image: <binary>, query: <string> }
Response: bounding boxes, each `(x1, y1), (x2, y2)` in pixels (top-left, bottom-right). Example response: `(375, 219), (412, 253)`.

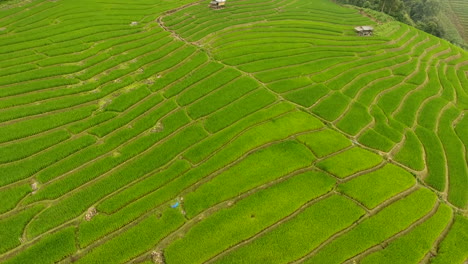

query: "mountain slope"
(0, 0), (466, 263)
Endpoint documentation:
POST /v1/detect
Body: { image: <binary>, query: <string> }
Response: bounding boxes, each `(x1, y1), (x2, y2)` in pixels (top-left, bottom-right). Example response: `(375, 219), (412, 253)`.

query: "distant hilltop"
(337, 0), (468, 49)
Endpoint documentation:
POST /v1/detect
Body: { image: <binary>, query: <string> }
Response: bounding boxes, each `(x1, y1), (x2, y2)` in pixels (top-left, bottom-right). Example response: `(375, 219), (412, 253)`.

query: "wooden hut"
(355, 26), (374, 36)
(209, 0), (226, 9)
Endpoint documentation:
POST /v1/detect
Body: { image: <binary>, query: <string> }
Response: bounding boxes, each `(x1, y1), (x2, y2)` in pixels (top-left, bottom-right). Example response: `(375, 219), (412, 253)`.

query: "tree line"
(338, 0), (445, 38)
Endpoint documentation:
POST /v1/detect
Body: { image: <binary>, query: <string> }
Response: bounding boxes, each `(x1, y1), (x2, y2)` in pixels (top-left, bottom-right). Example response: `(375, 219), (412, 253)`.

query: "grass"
(97, 160), (191, 214)
(76, 209), (185, 264)
(184, 140), (316, 217)
(1, 0), (467, 262)
(187, 76), (258, 119)
(337, 164), (416, 209)
(164, 62), (224, 98)
(238, 51), (353, 73)
(4, 227), (77, 264)
(89, 94), (164, 137)
(371, 107), (403, 142)
(430, 215), (468, 264)
(150, 52), (208, 92)
(0, 135), (97, 187)
(417, 98), (448, 130)
(215, 195), (365, 264)
(177, 68), (241, 106)
(184, 102), (295, 163)
(204, 88), (277, 133)
(26, 124), (208, 238)
(311, 92), (351, 121)
(262, 57), (356, 83)
(104, 85), (151, 112)
(0, 183), (32, 214)
(67, 112), (118, 134)
(415, 127), (447, 191)
(358, 129), (395, 152)
(28, 110), (192, 203)
(0, 130), (70, 164)
(297, 129), (352, 157)
(283, 84), (330, 107)
(394, 130), (425, 171)
(360, 204), (452, 264)
(316, 147), (383, 178)
(0, 205), (44, 254)
(0, 105), (95, 143)
(336, 102), (373, 136)
(304, 188), (437, 264)
(438, 107), (468, 208)
(164, 170), (336, 264)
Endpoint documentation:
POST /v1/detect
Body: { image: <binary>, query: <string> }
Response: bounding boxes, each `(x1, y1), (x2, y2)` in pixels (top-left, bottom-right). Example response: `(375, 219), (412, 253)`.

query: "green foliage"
(29, 110), (192, 202)
(358, 129), (395, 152)
(67, 112), (118, 134)
(394, 130), (425, 171)
(104, 85), (151, 112)
(0, 135), (97, 186)
(416, 127), (446, 191)
(177, 68), (241, 106)
(297, 129), (352, 157)
(338, 0), (447, 39)
(361, 204), (452, 264)
(336, 102), (373, 136)
(185, 102), (295, 163)
(304, 188), (437, 264)
(0, 184), (32, 214)
(283, 84), (330, 107)
(204, 88), (277, 133)
(35, 100), (178, 184)
(454, 115), (468, 156)
(26, 124), (208, 238)
(135, 45), (196, 81)
(0, 105), (95, 144)
(97, 160), (191, 214)
(165, 170), (336, 264)
(1, 0), (467, 262)
(76, 210), (185, 264)
(438, 107), (468, 208)
(89, 94), (163, 137)
(4, 227), (76, 264)
(255, 57), (355, 83)
(430, 215), (468, 264)
(150, 52), (208, 92)
(316, 147), (383, 178)
(338, 164), (416, 208)
(164, 62), (224, 98)
(187, 76), (258, 119)
(371, 107), (403, 143)
(239, 51), (354, 73)
(216, 195), (365, 264)
(0, 130), (70, 164)
(184, 140), (316, 217)
(0, 205), (43, 254)
(311, 92), (351, 121)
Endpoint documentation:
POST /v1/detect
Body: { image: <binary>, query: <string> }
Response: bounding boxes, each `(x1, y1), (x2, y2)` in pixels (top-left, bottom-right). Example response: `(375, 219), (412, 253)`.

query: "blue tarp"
(171, 202), (180, 208)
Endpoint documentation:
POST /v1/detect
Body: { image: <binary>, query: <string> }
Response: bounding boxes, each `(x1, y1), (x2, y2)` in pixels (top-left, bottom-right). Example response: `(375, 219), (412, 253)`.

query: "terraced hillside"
(0, 0), (467, 263)
(446, 0), (468, 43)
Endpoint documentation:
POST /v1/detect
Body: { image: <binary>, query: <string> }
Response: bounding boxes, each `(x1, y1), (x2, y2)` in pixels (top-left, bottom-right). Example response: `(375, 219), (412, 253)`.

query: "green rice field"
(0, 0), (467, 263)
(442, 0), (468, 45)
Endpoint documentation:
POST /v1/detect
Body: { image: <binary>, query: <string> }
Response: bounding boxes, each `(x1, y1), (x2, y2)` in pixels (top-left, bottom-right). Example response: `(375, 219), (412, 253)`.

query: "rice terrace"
(0, 0), (467, 263)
